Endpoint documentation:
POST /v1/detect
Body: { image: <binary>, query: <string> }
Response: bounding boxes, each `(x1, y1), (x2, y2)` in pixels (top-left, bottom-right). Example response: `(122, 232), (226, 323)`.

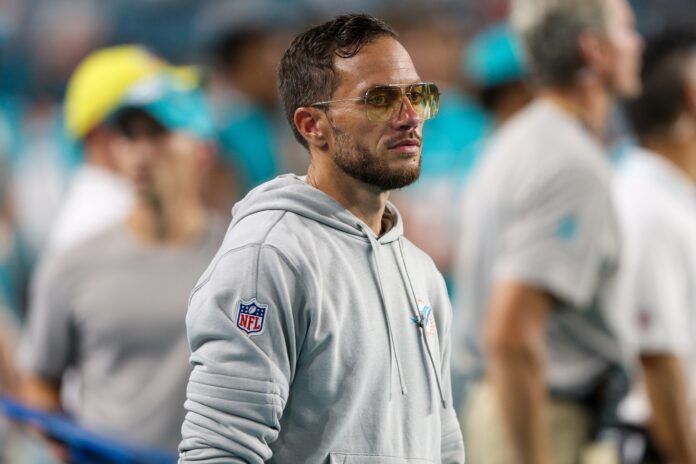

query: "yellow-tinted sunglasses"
(311, 82), (440, 122)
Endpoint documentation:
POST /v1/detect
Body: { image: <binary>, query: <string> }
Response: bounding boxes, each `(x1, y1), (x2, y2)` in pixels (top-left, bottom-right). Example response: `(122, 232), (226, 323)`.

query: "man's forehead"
(334, 42), (421, 95)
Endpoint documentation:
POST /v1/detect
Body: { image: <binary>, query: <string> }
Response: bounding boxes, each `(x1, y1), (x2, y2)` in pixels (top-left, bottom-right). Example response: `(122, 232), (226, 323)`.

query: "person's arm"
(16, 260), (70, 462)
(641, 354), (696, 464)
(0, 309), (19, 396)
(17, 253), (75, 406)
(18, 373), (71, 462)
(484, 280), (552, 464)
(483, 162), (612, 463)
(179, 244), (306, 463)
(613, 183), (696, 463)
(20, 373), (61, 411)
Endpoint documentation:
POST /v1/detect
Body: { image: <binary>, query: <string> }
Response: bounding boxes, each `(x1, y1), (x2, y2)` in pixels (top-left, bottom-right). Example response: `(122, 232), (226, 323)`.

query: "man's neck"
(539, 82), (612, 139)
(306, 161), (388, 236)
(644, 125), (696, 185)
(127, 195), (207, 245)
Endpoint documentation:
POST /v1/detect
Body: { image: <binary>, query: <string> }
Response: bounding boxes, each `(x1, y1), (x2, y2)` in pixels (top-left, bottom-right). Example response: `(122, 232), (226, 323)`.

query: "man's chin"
(372, 167), (421, 191)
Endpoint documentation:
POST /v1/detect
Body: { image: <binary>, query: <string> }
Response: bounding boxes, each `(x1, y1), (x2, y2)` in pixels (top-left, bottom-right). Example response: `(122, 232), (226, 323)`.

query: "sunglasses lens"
(409, 83), (440, 120)
(365, 86), (402, 122)
(364, 84), (440, 122)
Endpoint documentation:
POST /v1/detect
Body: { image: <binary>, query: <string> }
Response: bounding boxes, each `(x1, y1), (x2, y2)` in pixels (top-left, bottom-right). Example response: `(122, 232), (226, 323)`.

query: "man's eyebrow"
(354, 77), (424, 95)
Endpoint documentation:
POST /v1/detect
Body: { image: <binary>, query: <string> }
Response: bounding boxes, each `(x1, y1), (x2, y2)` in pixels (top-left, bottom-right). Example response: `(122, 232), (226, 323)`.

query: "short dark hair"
(626, 28), (696, 141)
(112, 108), (166, 139)
(277, 13), (397, 149)
(210, 29), (269, 70)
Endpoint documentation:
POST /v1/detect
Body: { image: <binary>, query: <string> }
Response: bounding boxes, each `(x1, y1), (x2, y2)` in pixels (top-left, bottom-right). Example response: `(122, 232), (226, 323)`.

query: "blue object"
(420, 90), (491, 182)
(464, 24), (526, 88)
(557, 214), (578, 241)
(115, 74), (216, 142)
(217, 104), (282, 193)
(0, 239), (23, 318)
(0, 397), (177, 464)
(610, 137), (637, 167)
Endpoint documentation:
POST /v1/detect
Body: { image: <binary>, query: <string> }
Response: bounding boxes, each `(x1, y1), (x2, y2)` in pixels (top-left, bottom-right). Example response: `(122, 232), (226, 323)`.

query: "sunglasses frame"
(310, 82), (440, 122)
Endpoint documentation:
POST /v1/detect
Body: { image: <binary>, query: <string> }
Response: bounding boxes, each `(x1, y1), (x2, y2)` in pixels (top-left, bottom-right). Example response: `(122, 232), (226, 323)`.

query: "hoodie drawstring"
(360, 224), (408, 398)
(398, 237), (447, 408)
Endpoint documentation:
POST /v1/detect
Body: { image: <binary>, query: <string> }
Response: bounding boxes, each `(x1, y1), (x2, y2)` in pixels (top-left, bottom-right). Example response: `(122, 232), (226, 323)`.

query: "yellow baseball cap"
(64, 44), (199, 140)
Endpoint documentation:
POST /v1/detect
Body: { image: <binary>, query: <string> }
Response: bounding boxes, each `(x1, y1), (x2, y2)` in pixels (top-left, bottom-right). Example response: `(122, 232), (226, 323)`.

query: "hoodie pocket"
(329, 453), (435, 464)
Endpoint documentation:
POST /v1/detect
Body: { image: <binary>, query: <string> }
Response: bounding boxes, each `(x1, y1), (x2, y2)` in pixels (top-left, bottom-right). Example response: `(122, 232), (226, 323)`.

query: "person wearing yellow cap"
(45, 45), (179, 255)
(17, 47), (226, 453)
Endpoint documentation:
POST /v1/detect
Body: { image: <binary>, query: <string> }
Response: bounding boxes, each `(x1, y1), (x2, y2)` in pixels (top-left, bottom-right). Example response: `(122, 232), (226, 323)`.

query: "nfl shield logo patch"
(236, 299), (268, 336)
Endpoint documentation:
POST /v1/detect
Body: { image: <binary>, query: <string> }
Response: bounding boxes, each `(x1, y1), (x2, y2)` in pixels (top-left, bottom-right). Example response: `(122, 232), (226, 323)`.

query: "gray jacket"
(179, 174), (463, 463)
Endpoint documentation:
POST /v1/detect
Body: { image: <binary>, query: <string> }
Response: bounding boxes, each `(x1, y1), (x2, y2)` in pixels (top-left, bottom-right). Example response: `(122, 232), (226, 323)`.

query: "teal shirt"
(217, 104), (283, 194)
(420, 90), (490, 182)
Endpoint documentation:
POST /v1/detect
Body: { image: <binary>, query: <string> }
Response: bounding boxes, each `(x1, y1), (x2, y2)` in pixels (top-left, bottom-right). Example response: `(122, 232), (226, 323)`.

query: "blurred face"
(112, 111), (204, 201)
(601, 0), (643, 97)
(324, 36), (426, 191)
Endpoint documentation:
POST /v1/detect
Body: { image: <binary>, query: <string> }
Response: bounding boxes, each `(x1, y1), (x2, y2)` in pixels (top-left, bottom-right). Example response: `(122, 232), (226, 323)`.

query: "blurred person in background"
(43, 45), (159, 257)
(200, 0), (304, 207)
(464, 23), (531, 128)
(449, 21), (531, 412)
(179, 13), (463, 463)
(452, 0), (643, 463)
(389, 9), (490, 289)
(0, 154), (18, 397)
(0, 300), (17, 397)
(17, 65), (226, 452)
(32, 45), (184, 426)
(0, 107), (23, 322)
(614, 28), (696, 464)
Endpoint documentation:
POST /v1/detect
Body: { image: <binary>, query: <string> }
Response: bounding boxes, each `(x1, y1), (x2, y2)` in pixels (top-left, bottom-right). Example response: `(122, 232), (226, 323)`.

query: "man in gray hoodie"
(179, 13), (464, 464)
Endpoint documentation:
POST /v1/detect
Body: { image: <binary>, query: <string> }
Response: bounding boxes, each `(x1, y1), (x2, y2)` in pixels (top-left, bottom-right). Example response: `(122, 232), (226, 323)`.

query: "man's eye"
(367, 93), (389, 107)
(409, 92), (424, 105)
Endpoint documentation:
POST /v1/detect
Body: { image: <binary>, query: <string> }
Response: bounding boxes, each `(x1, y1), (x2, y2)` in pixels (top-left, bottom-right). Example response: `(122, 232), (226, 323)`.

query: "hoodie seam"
(251, 211), (313, 304)
(257, 244), (311, 299)
(189, 212), (290, 304)
(189, 242), (310, 305)
(255, 211), (288, 296)
(254, 243), (312, 388)
(189, 243), (267, 306)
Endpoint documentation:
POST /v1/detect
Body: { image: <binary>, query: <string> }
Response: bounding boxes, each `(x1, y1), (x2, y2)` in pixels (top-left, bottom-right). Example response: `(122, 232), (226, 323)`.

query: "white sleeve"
(493, 164), (617, 309)
(618, 208), (689, 354)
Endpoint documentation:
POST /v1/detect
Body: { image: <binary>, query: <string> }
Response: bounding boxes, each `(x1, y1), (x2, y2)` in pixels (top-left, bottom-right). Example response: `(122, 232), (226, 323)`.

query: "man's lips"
(387, 139), (421, 150)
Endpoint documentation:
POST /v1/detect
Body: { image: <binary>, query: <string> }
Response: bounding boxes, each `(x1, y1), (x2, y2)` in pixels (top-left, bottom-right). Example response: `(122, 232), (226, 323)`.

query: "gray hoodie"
(179, 174), (464, 464)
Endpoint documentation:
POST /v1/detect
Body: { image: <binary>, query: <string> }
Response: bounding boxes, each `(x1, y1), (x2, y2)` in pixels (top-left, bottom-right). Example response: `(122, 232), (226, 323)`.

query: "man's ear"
(294, 107), (330, 149)
(578, 31), (609, 79)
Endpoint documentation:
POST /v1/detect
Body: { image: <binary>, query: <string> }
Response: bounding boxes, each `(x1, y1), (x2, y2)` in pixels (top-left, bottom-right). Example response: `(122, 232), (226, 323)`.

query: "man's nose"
(391, 95), (420, 130)
(130, 138), (160, 161)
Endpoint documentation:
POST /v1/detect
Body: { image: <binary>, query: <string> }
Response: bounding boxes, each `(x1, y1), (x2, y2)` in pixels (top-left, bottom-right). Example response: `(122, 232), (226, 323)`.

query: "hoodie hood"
(231, 174), (404, 244)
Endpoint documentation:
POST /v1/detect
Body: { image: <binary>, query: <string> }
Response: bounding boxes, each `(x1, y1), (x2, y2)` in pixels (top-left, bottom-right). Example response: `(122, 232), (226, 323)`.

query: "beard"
(330, 124), (422, 191)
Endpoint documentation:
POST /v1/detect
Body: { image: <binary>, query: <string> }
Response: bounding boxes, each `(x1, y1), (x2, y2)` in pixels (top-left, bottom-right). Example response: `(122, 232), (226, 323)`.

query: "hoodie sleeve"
(432, 272), (465, 464)
(179, 244), (306, 463)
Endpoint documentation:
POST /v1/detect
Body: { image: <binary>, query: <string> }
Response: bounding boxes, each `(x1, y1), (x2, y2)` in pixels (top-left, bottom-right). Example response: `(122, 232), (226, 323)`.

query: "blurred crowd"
(0, 0), (694, 462)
